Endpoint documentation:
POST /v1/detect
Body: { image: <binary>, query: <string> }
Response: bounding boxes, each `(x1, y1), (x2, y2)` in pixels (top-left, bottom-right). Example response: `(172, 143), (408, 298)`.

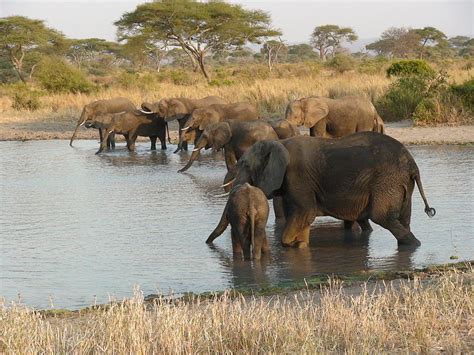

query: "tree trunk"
(197, 53), (209, 81)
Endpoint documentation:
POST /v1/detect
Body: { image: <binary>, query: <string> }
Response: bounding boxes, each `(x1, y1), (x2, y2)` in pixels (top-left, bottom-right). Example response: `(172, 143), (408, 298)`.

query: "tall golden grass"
(1, 271), (472, 353)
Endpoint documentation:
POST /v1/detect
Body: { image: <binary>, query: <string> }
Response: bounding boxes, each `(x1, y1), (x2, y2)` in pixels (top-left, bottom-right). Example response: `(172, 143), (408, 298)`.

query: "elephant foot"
(161, 146), (167, 150)
(397, 233), (421, 247)
(295, 241), (308, 249)
(173, 147), (181, 154)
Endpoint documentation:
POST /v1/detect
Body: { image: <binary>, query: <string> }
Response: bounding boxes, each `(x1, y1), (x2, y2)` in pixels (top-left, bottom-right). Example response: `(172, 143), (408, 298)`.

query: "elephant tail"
(413, 171), (436, 218)
(249, 207), (256, 257)
(166, 122), (171, 144)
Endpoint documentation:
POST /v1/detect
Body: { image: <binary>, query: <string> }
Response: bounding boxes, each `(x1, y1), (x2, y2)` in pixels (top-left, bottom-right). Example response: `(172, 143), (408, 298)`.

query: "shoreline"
(0, 117), (473, 145)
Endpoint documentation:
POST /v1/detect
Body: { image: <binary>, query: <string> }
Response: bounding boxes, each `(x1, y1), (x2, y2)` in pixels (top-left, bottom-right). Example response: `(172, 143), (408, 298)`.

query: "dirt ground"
(0, 114), (472, 145)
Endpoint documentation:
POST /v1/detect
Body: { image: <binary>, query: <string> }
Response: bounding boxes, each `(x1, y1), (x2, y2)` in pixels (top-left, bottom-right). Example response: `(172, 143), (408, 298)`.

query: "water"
(1, 140), (473, 309)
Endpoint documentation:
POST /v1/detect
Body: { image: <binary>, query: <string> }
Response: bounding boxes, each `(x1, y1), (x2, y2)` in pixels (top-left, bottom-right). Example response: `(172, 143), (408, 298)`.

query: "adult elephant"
(181, 102), (258, 145)
(285, 96), (384, 137)
(92, 110), (168, 154)
(231, 132), (436, 248)
(69, 97), (135, 147)
(266, 119), (300, 139)
(141, 96), (225, 153)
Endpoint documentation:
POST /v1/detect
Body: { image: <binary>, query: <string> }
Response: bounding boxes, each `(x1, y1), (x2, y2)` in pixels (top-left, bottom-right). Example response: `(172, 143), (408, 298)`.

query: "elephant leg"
(127, 132), (137, 152)
(376, 217), (420, 246)
(158, 129), (167, 150)
(344, 220), (355, 230)
(96, 130), (110, 154)
(252, 225), (267, 260)
(273, 197), (286, 223)
(311, 120), (327, 137)
(150, 136), (157, 150)
(357, 219), (373, 232)
(99, 128), (104, 143)
(109, 132), (115, 150)
(231, 229), (243, 256)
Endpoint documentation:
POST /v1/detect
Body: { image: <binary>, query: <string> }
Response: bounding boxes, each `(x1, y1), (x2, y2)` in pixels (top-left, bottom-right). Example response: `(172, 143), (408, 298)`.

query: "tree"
(0, 16), (65, 83)
(261, 39), (287, 71)
(414, 27), (447, 59)
(366, 27), (420, 58)
(448, 36), (474, 56)
(310, 25), (357, 61)
(67, 38), (122, 67)
(115, 0), (280, 80)
(287, 44), (317, 62)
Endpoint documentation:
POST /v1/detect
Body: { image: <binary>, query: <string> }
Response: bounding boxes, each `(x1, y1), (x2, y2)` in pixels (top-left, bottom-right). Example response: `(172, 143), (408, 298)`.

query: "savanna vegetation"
(0, 0), (472, 128)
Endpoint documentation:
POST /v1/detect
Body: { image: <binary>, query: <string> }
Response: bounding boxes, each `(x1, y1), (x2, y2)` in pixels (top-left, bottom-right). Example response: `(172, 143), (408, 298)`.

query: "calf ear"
(302, 98), (329, 128)
(252, 141), (290, 198)
(212, 122), (232, 150)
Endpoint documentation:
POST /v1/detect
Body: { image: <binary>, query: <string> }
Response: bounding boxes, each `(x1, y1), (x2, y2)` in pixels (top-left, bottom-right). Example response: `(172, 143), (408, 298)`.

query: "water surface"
(1, 140), (472, 309)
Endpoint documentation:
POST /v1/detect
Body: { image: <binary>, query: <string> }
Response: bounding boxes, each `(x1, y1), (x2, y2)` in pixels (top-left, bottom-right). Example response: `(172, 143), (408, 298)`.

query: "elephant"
(178, 120), (279, 174)
(181, 102), (259, 145)
(230, 132), (436, 248)
(94, 110), (168, 154)
(206, 183), (270, 260)
(70, 97), (135, 148)
(140, 96), (225, 153)
(265, 119), (301, 139)
(285, 96), (385, 138)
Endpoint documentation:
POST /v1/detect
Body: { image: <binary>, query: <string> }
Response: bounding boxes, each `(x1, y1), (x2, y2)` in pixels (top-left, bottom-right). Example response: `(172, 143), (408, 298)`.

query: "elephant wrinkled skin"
(206, 183), (270, 260)
(70, 97), (135, 147)
(285, 96), (385, 137)
(233, 132), (436, 248)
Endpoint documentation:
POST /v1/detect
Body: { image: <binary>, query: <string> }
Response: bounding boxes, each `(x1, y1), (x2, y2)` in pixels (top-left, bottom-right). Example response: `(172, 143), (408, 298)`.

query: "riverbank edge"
(36, 260), (472, 318)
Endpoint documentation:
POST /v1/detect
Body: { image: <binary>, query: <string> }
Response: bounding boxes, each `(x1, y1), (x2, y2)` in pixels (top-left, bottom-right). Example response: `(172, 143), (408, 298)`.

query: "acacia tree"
(366, 27), (421, 58)
(415, 27), (447, 59)
(0, 16), (65, 83)
(261, 39), (287, 71)
(67, 38), (122, 67)
(310, 25), (357, 61)
(115, 0), (280, 80)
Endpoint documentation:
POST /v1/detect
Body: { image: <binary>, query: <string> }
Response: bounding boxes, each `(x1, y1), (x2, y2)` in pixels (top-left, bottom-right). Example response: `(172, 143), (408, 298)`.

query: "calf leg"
(357, 219), (373, 232)
(150, 136), (157, 150)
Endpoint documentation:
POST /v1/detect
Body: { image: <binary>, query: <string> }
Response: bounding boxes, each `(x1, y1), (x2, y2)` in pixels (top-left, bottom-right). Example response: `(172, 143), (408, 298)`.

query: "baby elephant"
(206, 183), (269, 260)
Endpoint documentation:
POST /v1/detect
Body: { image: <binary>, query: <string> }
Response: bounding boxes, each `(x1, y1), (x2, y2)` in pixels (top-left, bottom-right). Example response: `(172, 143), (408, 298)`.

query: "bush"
(11, 86), (43, 111)
(35, 57), (94, 94)
(451, 79), (474, 112)
(386, 60), (435, 78)
(327, 55), (357, 74)
(358, 58), (388, 75)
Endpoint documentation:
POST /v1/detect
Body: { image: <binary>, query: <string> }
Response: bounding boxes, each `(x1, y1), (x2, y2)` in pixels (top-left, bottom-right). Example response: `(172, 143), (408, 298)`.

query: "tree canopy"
(115, 0), (280, 80)
(310, 25), (357, 61)
(0, 16), (65, 82)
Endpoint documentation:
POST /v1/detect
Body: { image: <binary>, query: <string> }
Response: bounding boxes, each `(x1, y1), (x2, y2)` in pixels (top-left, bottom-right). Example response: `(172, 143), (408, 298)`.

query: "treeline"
(0, 0), (472, 87)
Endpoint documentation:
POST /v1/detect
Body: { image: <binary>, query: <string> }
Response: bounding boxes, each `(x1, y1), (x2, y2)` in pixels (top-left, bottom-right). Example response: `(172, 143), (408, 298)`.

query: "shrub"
(386, 60), (435, 78)
(11, 86), (43, 111)
(327, 55), (357, 74)
(451, 79), (474, 112)
(35, 57), (94, 94)
(358, 58), (388, 75)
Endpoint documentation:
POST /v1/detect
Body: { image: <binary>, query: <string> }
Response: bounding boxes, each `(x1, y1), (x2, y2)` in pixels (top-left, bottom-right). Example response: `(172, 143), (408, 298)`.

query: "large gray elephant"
(141, 96), (225, 153)
(206, 183), (270, 260)
(178, 120), (279, 174)
(231, 132), (436, 248)
(90, 111), (168, 154)
(70, 97), (135, 147)
(285, 96), (384, 137)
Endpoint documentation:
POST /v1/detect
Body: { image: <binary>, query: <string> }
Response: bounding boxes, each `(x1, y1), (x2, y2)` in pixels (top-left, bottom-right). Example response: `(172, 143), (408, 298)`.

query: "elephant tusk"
(181, 126), (190, 131)
(80, 121), (85, 126)
(108, 130), (113, 134)
(214, 192), (230, 198)
(138, 108), (152, 114)
(220, 179), (235, 188)
(192, 147), (201, 152)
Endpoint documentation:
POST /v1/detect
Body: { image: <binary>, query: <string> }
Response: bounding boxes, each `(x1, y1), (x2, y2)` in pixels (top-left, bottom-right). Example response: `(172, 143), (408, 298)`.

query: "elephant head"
(285, 97), (329, 128)
(69, 105), (93, 146)
(140, 102), (163, 115)
(186, 107), (219, 131)
(161, 98), (189, 121)
(178, 122), (232, 173)
(233, 140), (290, 199)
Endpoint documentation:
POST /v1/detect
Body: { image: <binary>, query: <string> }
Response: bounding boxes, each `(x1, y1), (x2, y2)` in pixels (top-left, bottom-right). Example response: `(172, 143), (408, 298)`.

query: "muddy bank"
(0, 114), (472, 144)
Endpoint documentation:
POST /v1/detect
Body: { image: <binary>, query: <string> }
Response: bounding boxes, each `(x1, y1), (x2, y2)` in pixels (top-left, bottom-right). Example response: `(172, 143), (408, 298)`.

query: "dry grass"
(1, 270), (472, 353)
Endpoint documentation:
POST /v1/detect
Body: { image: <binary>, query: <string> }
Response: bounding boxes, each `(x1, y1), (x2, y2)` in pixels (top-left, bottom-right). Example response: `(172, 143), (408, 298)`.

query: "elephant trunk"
(177, 137), (208, 173)
(70, 110), (86, 147)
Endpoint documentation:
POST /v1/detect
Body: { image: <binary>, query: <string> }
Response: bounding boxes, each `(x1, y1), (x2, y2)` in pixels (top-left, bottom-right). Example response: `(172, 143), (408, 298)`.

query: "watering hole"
(0, 140), (473, 309)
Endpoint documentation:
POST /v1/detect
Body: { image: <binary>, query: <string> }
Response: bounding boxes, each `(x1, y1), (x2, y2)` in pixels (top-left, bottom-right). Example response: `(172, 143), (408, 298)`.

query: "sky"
(1, 0), (472, 51)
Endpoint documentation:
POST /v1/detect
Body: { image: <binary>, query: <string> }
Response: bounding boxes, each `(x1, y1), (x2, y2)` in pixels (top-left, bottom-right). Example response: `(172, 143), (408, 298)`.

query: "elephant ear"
(250, 140), (290, 198)
(198, 111), (218, 131)
(210, 122), (232, 151)
(302, 98), (329, 128)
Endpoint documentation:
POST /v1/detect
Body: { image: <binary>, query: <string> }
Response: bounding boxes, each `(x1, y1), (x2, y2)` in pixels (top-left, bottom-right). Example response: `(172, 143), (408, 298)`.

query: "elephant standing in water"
(285, 96), (384, 137)
(181, 102), (259, 145)
(231, 132), (435, 248)
(70, 97), (135, 147)
(206, 183), (270, 260)
(93, 110), (168, 154)
(141, 96), (225, 153)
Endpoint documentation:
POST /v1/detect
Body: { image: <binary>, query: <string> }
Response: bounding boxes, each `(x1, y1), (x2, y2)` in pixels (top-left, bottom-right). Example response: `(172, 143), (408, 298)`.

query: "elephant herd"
(70, 95), (435, 260)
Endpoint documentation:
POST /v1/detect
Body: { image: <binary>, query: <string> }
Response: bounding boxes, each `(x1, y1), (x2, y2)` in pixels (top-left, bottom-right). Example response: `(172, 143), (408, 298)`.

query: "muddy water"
(0, 140), (473, 309)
